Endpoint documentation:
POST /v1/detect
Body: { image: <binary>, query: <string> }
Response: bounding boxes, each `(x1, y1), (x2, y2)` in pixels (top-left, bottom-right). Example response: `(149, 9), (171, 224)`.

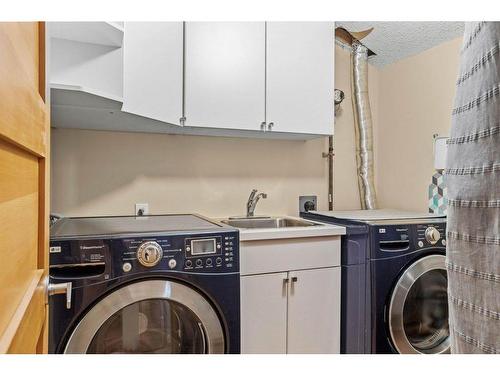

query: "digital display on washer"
(191, 238), (216, 255)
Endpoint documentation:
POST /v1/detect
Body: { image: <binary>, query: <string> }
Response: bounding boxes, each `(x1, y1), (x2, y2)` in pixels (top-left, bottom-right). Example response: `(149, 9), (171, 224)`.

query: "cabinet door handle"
(290, 276), (298, 294)
(260, 122), (267, 131)
(282, 277), (289, 296)
(267, 122), (274, 131)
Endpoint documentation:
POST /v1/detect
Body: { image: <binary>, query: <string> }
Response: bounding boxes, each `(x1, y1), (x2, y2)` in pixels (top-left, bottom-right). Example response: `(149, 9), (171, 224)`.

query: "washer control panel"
(136, 241), (163, 267)
(424, 226), (441, 244)
(119, 231), (239, 275)
(184, 235), (236, 270)
(417, 223), (446, 247)
(371, 219), (446, 259)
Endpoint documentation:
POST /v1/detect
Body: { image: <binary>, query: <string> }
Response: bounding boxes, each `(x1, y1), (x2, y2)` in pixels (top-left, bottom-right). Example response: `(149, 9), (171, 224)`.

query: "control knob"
(122, 262), (132, 272)
(137, 241), (163, 267)
(425, 227), (441, 245)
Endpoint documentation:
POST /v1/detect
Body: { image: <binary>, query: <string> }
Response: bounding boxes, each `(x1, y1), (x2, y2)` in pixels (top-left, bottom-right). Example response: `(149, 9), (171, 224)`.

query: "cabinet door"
(0, 22), (49, 353)
(184, 22), (265, 131)
(240, 272), (288, 353)
(287, 267), (341, 353)
(266, 22), (334, 135)
(123, 22), (183, 125)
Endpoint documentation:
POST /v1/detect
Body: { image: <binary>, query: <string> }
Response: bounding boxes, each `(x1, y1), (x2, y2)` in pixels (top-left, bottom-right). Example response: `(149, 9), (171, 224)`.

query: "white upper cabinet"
(50, 37), (123, 101)
(266, 22), (334, 135)
(184, 22), (266, 131)
(50, 22), (124, 48)
(122, 22), (184, 125)
(50, 22), (334, 140)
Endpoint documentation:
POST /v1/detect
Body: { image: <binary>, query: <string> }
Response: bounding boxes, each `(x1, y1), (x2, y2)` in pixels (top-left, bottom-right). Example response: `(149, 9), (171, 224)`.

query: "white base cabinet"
(241, 267), (340, 354)
(286, 267), (340, 354)
(239, 234), (342, 354)
(241, 272), (288, 354)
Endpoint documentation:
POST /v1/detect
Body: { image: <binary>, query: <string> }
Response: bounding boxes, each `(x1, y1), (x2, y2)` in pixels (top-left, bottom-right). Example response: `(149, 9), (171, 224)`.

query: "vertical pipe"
(351, 41), (378, 209)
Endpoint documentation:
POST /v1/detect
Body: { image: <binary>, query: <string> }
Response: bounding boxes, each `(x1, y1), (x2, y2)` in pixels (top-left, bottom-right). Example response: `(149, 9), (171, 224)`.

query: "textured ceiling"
(336, 21), (465, 67)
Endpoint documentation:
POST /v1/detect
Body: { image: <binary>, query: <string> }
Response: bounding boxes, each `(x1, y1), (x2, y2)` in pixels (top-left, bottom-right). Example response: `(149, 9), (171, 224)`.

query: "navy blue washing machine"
(49, 214), (240, 354)
(302, 209), (450, 354)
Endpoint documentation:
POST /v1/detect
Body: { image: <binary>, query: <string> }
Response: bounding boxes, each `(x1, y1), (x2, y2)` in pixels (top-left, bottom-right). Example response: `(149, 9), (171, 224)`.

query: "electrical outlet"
(299, 196), (317, 214)
(135, 203), (149, 216)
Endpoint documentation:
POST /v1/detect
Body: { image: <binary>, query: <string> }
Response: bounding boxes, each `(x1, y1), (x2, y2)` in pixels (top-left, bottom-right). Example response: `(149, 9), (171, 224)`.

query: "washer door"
(388, 254), (450, 354)
(65, 280), (225, 353)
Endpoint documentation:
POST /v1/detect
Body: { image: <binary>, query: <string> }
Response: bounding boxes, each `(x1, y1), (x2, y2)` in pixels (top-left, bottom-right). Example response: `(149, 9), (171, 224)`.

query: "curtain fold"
(446, 21), (500, 354)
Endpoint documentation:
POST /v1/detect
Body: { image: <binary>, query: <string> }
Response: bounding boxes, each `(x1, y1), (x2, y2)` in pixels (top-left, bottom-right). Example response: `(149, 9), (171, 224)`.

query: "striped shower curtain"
(446, 22), (500, 354)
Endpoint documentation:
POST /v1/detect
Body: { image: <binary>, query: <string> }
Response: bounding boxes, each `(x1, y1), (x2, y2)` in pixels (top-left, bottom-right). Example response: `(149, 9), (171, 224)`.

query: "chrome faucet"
(246, 189), (267, 217)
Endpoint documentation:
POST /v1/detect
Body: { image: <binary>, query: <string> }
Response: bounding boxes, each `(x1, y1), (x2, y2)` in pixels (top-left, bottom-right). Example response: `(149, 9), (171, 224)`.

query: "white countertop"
(214, 216), (345, 241)
(310, 208), (445, 221)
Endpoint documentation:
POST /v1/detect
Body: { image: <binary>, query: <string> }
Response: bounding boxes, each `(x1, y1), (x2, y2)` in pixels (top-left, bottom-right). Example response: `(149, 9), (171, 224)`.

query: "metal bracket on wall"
(322, 151), (335, 158)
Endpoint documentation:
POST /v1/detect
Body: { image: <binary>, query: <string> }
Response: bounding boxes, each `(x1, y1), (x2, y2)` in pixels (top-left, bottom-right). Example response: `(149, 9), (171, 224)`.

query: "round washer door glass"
(389, 254), (450, 354)
(64, 280), (225, 354)
(87, 299), (205, 354)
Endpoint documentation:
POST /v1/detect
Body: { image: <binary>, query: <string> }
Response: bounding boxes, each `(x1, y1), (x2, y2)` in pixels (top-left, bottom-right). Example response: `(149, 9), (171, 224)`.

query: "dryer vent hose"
(351, 41), (378, 210)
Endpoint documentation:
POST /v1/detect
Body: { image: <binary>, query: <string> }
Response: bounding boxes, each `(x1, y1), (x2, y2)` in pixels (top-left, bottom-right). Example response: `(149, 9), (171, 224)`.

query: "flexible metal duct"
(351, 41), (378, 209)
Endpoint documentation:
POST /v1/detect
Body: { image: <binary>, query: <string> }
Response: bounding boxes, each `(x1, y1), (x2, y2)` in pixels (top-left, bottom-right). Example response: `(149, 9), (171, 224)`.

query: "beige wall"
(376, 37), (462, 211)
(51, 128), (329, 217)
(333, 37), (462, 212)
(51, 38), (462, 217)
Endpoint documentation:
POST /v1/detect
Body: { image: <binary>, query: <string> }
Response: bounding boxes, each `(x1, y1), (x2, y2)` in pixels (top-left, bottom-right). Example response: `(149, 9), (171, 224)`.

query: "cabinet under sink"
(237, 224), (343, 354)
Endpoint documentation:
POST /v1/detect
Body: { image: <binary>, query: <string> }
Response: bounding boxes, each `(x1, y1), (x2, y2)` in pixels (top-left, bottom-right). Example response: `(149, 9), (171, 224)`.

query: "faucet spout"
(246, 189), (267, 217)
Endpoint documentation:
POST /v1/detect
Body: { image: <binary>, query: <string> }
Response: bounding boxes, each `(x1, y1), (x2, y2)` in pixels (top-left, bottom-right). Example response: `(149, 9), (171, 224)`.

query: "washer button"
(185, 260), (192, 268)
(216, 257), (222, 265)
(418, 241), (424, 248)
(122, 262), (132, 272)
(168, 259), (177, 269)
(442, 239), (446, 246)
(196, 259), (203, 267)
(206, 258), (213, 266)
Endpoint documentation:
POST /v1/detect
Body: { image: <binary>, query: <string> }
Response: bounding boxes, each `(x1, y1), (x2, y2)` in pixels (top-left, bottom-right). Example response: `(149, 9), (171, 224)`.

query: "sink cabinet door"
(266, 22), (334, 135)
(240, 272), (288, 353)
(287, 267), (341, 353)
(184, 22), (265, 131)
(122, 22), (184, 125)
